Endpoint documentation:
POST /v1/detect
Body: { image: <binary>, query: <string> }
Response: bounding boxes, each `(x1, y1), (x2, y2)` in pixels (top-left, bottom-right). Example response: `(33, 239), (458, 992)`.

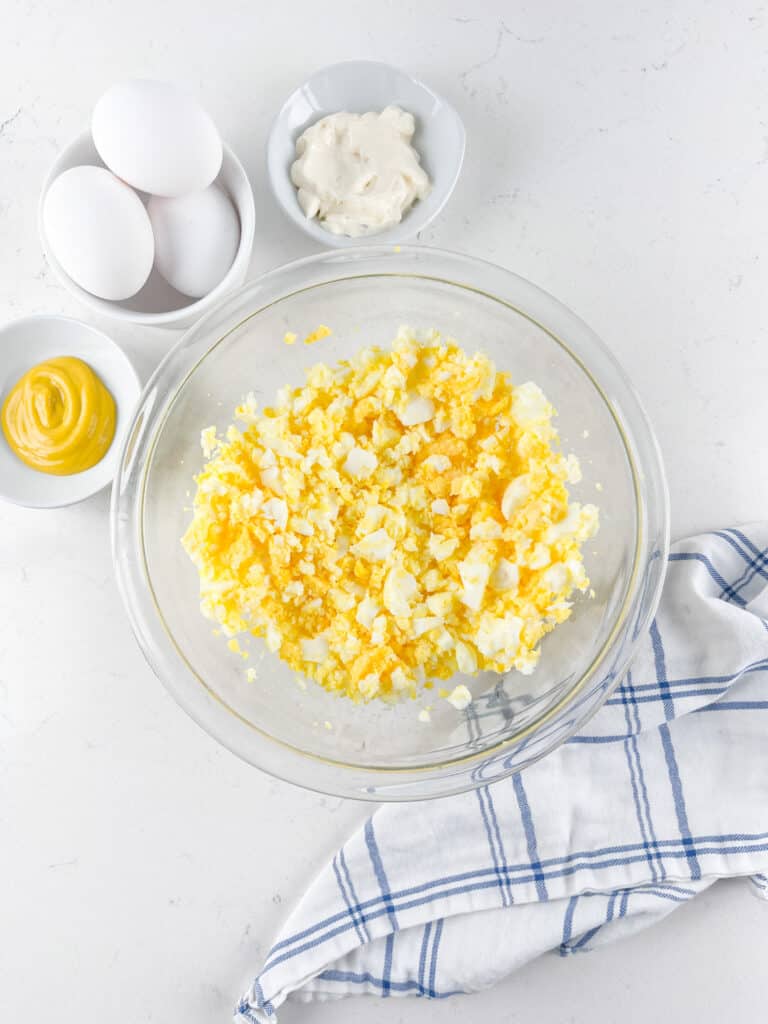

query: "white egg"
(92, 79), (222, 197)
(43, 166), (154, 300)
(147, 184), (239, 298)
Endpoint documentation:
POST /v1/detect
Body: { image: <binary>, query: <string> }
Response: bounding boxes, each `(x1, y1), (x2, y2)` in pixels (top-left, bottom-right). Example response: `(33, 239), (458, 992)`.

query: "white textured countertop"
(1, 1), (766, 1021)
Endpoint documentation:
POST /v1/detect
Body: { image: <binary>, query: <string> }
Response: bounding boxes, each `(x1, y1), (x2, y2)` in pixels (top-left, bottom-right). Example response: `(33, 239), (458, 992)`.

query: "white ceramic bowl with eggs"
(39, 131), (256, 329)
(267, 60), (466, 247)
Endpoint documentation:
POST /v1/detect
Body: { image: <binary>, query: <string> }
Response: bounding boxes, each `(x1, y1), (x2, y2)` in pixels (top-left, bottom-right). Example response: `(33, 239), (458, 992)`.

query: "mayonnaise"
(290, 106), (431, 237)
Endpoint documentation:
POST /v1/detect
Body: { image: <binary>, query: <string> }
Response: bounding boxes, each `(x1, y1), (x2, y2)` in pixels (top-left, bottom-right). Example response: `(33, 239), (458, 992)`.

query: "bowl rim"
(38, 129), (256, 327)
(0, 313), (141, 509)
(112, 245), (670, 799)
(266, 59), (466, 248)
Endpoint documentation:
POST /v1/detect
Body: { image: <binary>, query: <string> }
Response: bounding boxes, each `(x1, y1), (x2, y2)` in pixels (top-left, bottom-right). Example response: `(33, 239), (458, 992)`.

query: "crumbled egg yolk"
(303, 325), (332, 345)
(182, 327), (599, 703)
(284, 326), (332, 346)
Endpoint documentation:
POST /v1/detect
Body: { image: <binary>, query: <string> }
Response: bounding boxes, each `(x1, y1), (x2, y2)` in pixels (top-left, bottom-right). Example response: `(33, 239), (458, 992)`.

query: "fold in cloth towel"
(236, 525), (768, 1021)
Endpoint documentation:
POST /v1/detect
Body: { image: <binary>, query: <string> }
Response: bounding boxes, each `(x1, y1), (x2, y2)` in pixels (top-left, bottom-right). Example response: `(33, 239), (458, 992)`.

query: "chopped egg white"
(501, 475), (530, 520)
(351, 528), (396, 562)
(428, 534), (459, 561)
(458, 554), (491, 611)
(343, 445), (378, 478)
(382, 567), (418, 617)
(301, 636), (329, 663)
(424, 454), (451, 472)
(355, 595), (380, 630)
(445, 684), (473, 710)
(397, 394), (434, 427)
(490, 558), (519, 592)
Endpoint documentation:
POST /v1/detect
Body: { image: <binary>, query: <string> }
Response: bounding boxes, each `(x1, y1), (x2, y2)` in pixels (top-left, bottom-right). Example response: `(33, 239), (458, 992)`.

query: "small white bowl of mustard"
(0, 315), (140, 508)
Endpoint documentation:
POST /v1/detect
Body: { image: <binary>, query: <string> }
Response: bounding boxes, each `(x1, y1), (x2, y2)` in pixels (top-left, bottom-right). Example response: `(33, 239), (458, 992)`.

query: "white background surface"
(1, 1), (766, 1020)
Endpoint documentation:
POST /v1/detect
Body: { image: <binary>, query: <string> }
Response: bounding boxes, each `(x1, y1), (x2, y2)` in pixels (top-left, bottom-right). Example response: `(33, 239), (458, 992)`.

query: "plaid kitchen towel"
(236, 524), (768, 1020)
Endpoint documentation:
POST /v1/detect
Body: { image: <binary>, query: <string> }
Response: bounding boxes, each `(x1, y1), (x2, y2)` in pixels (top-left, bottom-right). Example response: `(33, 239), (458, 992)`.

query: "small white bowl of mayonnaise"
(267, 60), (465, 247)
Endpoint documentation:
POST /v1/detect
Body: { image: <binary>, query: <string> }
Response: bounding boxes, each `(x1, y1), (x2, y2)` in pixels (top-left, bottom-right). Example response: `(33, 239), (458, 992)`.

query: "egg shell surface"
(92, 79), (223, 197)
(148, 184), (240, 298)
(43, 166), (154, 301)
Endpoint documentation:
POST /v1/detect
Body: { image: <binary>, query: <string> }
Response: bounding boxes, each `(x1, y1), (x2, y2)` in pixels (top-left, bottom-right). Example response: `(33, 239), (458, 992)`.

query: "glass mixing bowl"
(112, 246), (669, 800)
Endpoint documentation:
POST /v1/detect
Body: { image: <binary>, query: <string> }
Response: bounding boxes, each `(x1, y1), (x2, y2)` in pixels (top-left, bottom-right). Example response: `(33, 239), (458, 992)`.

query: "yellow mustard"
(1, 356), (116, 475)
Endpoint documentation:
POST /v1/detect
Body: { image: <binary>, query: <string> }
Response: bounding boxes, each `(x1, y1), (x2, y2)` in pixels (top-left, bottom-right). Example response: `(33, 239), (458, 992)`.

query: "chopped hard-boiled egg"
(303, 324), (332, 345)
(444, 684), (473, 710)
(182, 326), (599, 703)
